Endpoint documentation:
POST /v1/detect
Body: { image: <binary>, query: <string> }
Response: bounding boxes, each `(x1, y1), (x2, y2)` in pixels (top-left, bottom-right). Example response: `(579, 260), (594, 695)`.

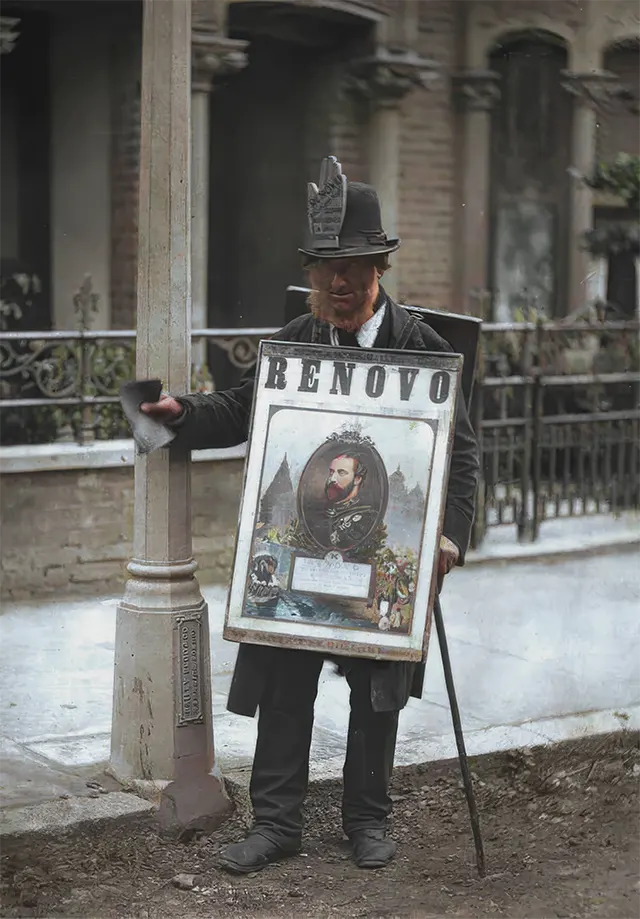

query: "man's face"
(307, 257), (380, 332)
(325, 454), (358, 504)
(257, 558), (275, 579)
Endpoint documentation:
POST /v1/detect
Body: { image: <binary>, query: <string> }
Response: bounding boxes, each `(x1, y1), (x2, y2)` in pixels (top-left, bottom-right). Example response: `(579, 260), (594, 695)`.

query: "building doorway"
(208, 1), (373, 329)
(489, 33), (572, 321)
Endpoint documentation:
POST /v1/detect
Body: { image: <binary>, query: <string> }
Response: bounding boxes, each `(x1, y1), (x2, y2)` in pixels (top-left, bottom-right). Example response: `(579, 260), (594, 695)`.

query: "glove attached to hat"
(299, 156), (400, 260)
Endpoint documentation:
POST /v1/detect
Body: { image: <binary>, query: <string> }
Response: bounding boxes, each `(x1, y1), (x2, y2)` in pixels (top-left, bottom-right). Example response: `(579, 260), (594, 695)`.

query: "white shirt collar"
(328, 301), (387, 350)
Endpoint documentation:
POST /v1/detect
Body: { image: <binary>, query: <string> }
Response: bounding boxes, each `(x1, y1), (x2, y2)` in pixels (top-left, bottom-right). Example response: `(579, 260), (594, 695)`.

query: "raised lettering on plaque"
(177, 615), (204, 726)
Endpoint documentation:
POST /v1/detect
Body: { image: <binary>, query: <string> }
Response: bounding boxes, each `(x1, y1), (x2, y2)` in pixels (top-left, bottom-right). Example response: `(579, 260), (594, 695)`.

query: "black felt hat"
(299, 156), (400, 260)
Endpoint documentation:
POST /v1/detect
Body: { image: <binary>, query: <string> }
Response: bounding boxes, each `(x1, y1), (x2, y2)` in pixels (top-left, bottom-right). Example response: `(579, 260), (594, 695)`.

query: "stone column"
(452, 70), (501, 317)
(191, 28), (246, 370)
(562, 70), (632, 314)
(110, 0), (231, 832)
(347, 49), (439, 300)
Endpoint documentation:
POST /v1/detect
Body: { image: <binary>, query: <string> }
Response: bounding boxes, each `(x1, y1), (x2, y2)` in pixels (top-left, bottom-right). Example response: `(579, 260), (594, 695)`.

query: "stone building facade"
(1, 0), (638, 331)
(0, 0), (638, 599)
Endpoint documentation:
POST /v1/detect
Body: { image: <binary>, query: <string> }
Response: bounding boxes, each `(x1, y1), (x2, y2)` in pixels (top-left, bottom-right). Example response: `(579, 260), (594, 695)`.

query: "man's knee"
(261, 649), (324, 712)
(343, 658), (385, 708)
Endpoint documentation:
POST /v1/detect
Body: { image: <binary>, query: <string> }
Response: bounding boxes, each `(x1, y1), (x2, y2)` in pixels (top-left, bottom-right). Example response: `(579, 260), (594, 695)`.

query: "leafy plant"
(0, 278), (63, 443)
(0, 272), (42, 331)
(582, 224), (639, 257)
(579, 154), (640, 258)
(0, 268), (226, 444)
(1, 271), (129, 444)
(581, 153), (640, 209)
(50, 341), (132, 442)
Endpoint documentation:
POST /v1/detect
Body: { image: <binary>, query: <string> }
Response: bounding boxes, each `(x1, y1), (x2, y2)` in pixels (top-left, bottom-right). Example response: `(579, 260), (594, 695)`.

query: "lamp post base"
(110, 571), (232, 832)
(158, 771), (232, 834)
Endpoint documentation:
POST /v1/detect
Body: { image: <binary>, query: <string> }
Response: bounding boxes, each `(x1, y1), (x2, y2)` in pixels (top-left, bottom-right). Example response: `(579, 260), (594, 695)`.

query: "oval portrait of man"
(296, 432), (389, 554)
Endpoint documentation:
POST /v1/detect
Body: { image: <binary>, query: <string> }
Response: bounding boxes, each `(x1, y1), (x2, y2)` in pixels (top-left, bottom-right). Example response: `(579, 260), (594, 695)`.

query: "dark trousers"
(249, 649), (399, 847)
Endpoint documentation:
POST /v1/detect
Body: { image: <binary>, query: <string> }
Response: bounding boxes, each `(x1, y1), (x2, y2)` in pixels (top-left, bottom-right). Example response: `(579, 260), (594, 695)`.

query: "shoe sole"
(218, 857), (266, 875)
(218, 849), (301, 875)
(353, 858), (394, 869)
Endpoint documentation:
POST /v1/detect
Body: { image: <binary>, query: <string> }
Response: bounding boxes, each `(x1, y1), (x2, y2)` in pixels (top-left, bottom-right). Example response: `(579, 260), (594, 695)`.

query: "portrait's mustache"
(325, 481), (348, 501)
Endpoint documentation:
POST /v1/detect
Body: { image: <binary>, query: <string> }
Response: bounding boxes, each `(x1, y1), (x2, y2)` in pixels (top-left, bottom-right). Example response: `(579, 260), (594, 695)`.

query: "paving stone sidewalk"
(1, 514), (638, 831)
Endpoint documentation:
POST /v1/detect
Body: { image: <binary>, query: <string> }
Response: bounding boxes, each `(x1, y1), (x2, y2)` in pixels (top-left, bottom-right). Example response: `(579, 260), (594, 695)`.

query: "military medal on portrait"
(223, 340), (463, 662)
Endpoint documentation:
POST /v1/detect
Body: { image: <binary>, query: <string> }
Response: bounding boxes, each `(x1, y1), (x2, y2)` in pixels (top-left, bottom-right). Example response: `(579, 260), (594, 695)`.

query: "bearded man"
(141, 157), (479, 874)
(314, 450), (378, 552)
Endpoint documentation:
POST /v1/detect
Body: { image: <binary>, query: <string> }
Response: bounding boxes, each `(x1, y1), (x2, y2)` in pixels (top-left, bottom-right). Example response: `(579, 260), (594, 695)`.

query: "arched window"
(208, 2), (374, 331)
(592, 39), (639, 317)
(488, 33), (572, 321)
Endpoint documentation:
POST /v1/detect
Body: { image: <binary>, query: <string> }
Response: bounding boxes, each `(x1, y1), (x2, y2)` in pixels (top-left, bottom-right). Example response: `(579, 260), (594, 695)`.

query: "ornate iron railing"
(1, 320), (638, 544)
(471, 319), (640, 544)
(0, 328), (277, 446)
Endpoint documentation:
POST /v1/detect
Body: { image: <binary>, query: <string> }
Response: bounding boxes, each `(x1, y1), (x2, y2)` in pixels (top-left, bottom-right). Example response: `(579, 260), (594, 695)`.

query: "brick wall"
(302, 2), (459, 310)
(313, 4), (458, 310)
(1, 461), (244, 600)
(398, 0), (459, 311)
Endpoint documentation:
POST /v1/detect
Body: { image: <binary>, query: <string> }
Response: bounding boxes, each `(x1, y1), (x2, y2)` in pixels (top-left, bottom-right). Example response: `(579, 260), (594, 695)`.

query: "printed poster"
(224, 342), (462, 662)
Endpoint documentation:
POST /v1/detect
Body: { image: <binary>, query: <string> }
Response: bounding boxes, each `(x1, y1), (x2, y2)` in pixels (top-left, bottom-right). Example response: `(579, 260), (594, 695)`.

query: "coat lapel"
(380, 297), (425, 352)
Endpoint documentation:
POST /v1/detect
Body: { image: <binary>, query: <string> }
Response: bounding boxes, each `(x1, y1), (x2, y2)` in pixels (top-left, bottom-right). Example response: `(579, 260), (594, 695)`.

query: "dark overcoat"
(174, 296), (479, 715)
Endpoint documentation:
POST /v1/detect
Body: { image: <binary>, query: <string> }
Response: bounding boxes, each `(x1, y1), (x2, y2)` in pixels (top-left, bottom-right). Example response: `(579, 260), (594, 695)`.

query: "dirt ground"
(1, 732), (638, 919)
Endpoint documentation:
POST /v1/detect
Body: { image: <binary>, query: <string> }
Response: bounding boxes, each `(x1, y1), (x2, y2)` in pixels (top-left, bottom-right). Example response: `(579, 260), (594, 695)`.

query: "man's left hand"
(437, 536), (460, 591)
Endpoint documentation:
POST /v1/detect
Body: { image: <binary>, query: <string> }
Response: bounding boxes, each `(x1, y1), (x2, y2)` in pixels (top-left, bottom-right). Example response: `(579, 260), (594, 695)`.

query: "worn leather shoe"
(350, 828), (397, 869)
(218, 832), (300, 874)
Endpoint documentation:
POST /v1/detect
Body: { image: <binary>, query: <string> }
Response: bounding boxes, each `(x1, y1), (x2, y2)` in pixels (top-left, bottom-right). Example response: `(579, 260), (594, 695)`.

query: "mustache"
(325, 481), (349, 500)
(328, 282), (353, 295)
(307, 287), (372, 333)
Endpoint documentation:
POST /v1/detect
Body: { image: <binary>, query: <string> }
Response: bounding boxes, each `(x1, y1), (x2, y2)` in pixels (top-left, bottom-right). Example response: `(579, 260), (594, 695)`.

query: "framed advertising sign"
(223, 341), (463, 662)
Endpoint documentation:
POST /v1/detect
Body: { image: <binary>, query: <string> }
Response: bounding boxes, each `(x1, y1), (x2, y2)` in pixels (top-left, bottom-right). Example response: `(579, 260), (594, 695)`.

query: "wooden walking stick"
(433, 593), (486, 878)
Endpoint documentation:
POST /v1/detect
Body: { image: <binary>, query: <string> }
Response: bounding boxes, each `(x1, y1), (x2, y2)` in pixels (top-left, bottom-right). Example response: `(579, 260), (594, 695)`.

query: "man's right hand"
(140, 394), (184, 423)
